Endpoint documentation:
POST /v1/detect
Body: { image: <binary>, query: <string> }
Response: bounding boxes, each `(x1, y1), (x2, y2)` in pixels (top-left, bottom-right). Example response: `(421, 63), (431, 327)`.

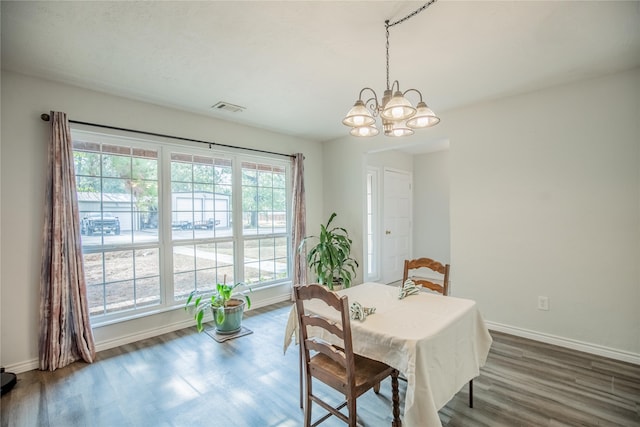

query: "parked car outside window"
(81, 212), (121, 235)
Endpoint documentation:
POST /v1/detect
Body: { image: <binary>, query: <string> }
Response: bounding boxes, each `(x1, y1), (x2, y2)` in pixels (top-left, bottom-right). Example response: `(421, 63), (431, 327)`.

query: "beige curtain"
(291, 153), (307, 293)
(39, 111), (96, 371)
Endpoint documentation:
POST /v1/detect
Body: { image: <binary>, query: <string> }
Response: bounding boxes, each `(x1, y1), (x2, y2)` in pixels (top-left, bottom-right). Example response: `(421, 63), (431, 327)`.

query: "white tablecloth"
(284, 282), (493, 427)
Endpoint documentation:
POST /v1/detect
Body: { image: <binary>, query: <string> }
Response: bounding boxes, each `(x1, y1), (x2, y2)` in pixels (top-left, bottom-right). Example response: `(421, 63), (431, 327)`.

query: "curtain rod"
(40, 113), (295, 159)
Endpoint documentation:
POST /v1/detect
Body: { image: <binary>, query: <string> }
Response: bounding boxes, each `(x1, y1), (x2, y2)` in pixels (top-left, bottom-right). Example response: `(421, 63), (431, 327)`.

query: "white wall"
(413, 150), (450, 264)
(448, 69), (640, 361)
(324, 68), (640, 363)
(0, 71), (323, 371)
(367, 150), (413, 172)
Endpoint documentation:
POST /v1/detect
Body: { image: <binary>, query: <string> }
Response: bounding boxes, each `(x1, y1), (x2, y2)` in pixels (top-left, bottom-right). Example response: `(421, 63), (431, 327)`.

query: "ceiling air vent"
(211, 101), (245, 113)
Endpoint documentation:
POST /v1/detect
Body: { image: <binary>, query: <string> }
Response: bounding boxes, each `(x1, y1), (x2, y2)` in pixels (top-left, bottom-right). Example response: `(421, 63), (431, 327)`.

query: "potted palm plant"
(185, 281), (252, 334)
(299, 212), (359, 290)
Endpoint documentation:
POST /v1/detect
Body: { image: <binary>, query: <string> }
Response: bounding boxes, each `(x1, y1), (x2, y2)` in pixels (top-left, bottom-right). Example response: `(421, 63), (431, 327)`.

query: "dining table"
(283, 282), (493, 427)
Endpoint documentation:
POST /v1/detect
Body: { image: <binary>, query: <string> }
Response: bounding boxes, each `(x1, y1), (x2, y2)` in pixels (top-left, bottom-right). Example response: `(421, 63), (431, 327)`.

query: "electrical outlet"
(538, 296), (549, 311)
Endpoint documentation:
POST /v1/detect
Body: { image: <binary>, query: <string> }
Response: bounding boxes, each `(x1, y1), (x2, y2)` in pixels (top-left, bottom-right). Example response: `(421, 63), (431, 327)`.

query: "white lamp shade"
(406, 102), (440, 128)
(380, 91), (416, 121)
(342, 100), (375, 127)
(350, 125), (380, 137)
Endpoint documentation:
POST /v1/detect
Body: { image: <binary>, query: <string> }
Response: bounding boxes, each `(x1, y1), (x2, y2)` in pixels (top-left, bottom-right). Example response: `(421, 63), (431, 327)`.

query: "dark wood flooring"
(2, 301), (639, 426)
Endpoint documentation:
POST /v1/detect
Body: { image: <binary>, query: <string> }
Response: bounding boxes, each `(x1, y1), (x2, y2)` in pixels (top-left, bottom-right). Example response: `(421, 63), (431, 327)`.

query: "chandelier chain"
(384, 0), (439, 89)
(385, 22), (390, 89)
(343, 0), (440, 136)
(387, 0), (438, 28)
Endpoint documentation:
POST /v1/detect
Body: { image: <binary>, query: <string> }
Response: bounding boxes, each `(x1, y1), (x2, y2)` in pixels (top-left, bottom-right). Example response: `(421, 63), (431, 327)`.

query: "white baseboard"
(486, 321), (640, 366)
(4, 294), (293, 374)
(4, 358), (39, 374)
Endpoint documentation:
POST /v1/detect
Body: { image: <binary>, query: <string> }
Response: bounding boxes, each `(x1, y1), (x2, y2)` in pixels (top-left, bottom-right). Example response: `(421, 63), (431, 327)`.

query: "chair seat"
(310, 352), (395, 396)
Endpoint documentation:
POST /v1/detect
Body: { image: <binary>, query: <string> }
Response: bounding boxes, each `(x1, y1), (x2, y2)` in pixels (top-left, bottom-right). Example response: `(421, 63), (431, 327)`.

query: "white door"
(381, 169), (412, 284)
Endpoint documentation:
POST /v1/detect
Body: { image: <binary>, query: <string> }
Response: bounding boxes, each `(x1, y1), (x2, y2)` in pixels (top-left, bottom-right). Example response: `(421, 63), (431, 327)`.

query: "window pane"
(258, 170), (273, 187)
(87, 283), (105, 316)
(104, 250), (133, 283)
(216, 164), (232, 185)
(242, 165), (257, 185)
(195, 243), (215, 270)
(136, 277), (161, 308)
(171, 160), (193, 182)
(136, 178), (159, 243)
(132, 160), (157, 180)
(174, 245), (195, 273)
(102, 153), (131, 179)
(257, 187), (273, 211)
(83, 252), (104, 286)
(193, 162), (213, 183)
(174, 271), (196, 300)
(195, 269), (217, 294)
(76, 176), (101, 193)
(273, 169), (285, 188)
(135, 248), (159, 279)
(273, 188), (286, 211)
(105, 280), (134, 314)
(74, 151), (101, 177)
(172, 181), (195, 240)
(242, 161), (288, 239)
(73, 134), (161, 320)
(216, 241), (235, 284)
(244, 237), (288, 285)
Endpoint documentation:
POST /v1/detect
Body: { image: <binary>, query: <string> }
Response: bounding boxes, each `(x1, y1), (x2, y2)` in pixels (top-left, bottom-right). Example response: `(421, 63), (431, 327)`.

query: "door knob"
(385, 230), (391, 235)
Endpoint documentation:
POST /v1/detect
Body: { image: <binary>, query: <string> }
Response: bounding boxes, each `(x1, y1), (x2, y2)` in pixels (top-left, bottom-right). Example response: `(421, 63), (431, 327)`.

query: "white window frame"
(72, 128), (292, 326)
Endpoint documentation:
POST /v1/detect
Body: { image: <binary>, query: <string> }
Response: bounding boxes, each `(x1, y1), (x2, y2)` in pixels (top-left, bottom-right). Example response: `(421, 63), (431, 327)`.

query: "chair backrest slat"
(305, 338), (347, 366)
(403, 257), (451, 296)
(302, 315), (344, 340)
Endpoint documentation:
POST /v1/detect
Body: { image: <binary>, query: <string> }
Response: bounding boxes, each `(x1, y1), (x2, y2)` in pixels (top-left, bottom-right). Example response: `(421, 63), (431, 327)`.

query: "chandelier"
(342, 0), (440, 137)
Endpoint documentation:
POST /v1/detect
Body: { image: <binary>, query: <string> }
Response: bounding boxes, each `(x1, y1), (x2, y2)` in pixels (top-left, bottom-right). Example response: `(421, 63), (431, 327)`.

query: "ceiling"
(2, 1), (640, 143)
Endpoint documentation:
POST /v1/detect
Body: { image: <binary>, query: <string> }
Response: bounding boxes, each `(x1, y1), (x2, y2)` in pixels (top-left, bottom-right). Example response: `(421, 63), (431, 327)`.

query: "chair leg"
(299, 346), (303, 409)
(304, 377), (312, 427)
(392, 370), (401, 426)
(469, 379), (473, 408)
(348, 397), (357, 427)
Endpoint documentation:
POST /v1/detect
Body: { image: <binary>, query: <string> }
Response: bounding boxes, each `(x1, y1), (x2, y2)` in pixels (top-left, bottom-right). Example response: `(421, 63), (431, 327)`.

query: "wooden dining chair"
(294, 284), (401, 427)
(403, 257), (450, 296)
(402, 258), (475, 407)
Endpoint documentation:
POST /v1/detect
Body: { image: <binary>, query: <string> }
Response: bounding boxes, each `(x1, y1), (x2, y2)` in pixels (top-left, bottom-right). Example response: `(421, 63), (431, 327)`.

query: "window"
(169, 152), (235, 301)
(72, 129), (291, 323)
(365, 167), (379, 281)
(240, 162), (288, 285)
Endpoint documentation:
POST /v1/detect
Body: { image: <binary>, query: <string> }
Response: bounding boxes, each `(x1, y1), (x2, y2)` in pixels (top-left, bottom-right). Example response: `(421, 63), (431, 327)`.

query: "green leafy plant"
(299, 212), (359, 289)
(185, 282), (252, 332)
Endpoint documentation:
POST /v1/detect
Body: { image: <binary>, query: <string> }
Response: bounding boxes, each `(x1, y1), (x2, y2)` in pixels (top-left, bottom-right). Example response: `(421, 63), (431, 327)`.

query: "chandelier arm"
(402, 88), (424, 103)
(358, 87), (378, 102)
(390, 80), (401, 93)
(363, 97), (381, 116)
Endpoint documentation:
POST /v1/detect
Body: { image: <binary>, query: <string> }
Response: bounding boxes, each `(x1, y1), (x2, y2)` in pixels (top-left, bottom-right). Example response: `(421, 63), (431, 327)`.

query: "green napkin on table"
(350, 301), (376, 321)
(398, 279), (421, 299)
